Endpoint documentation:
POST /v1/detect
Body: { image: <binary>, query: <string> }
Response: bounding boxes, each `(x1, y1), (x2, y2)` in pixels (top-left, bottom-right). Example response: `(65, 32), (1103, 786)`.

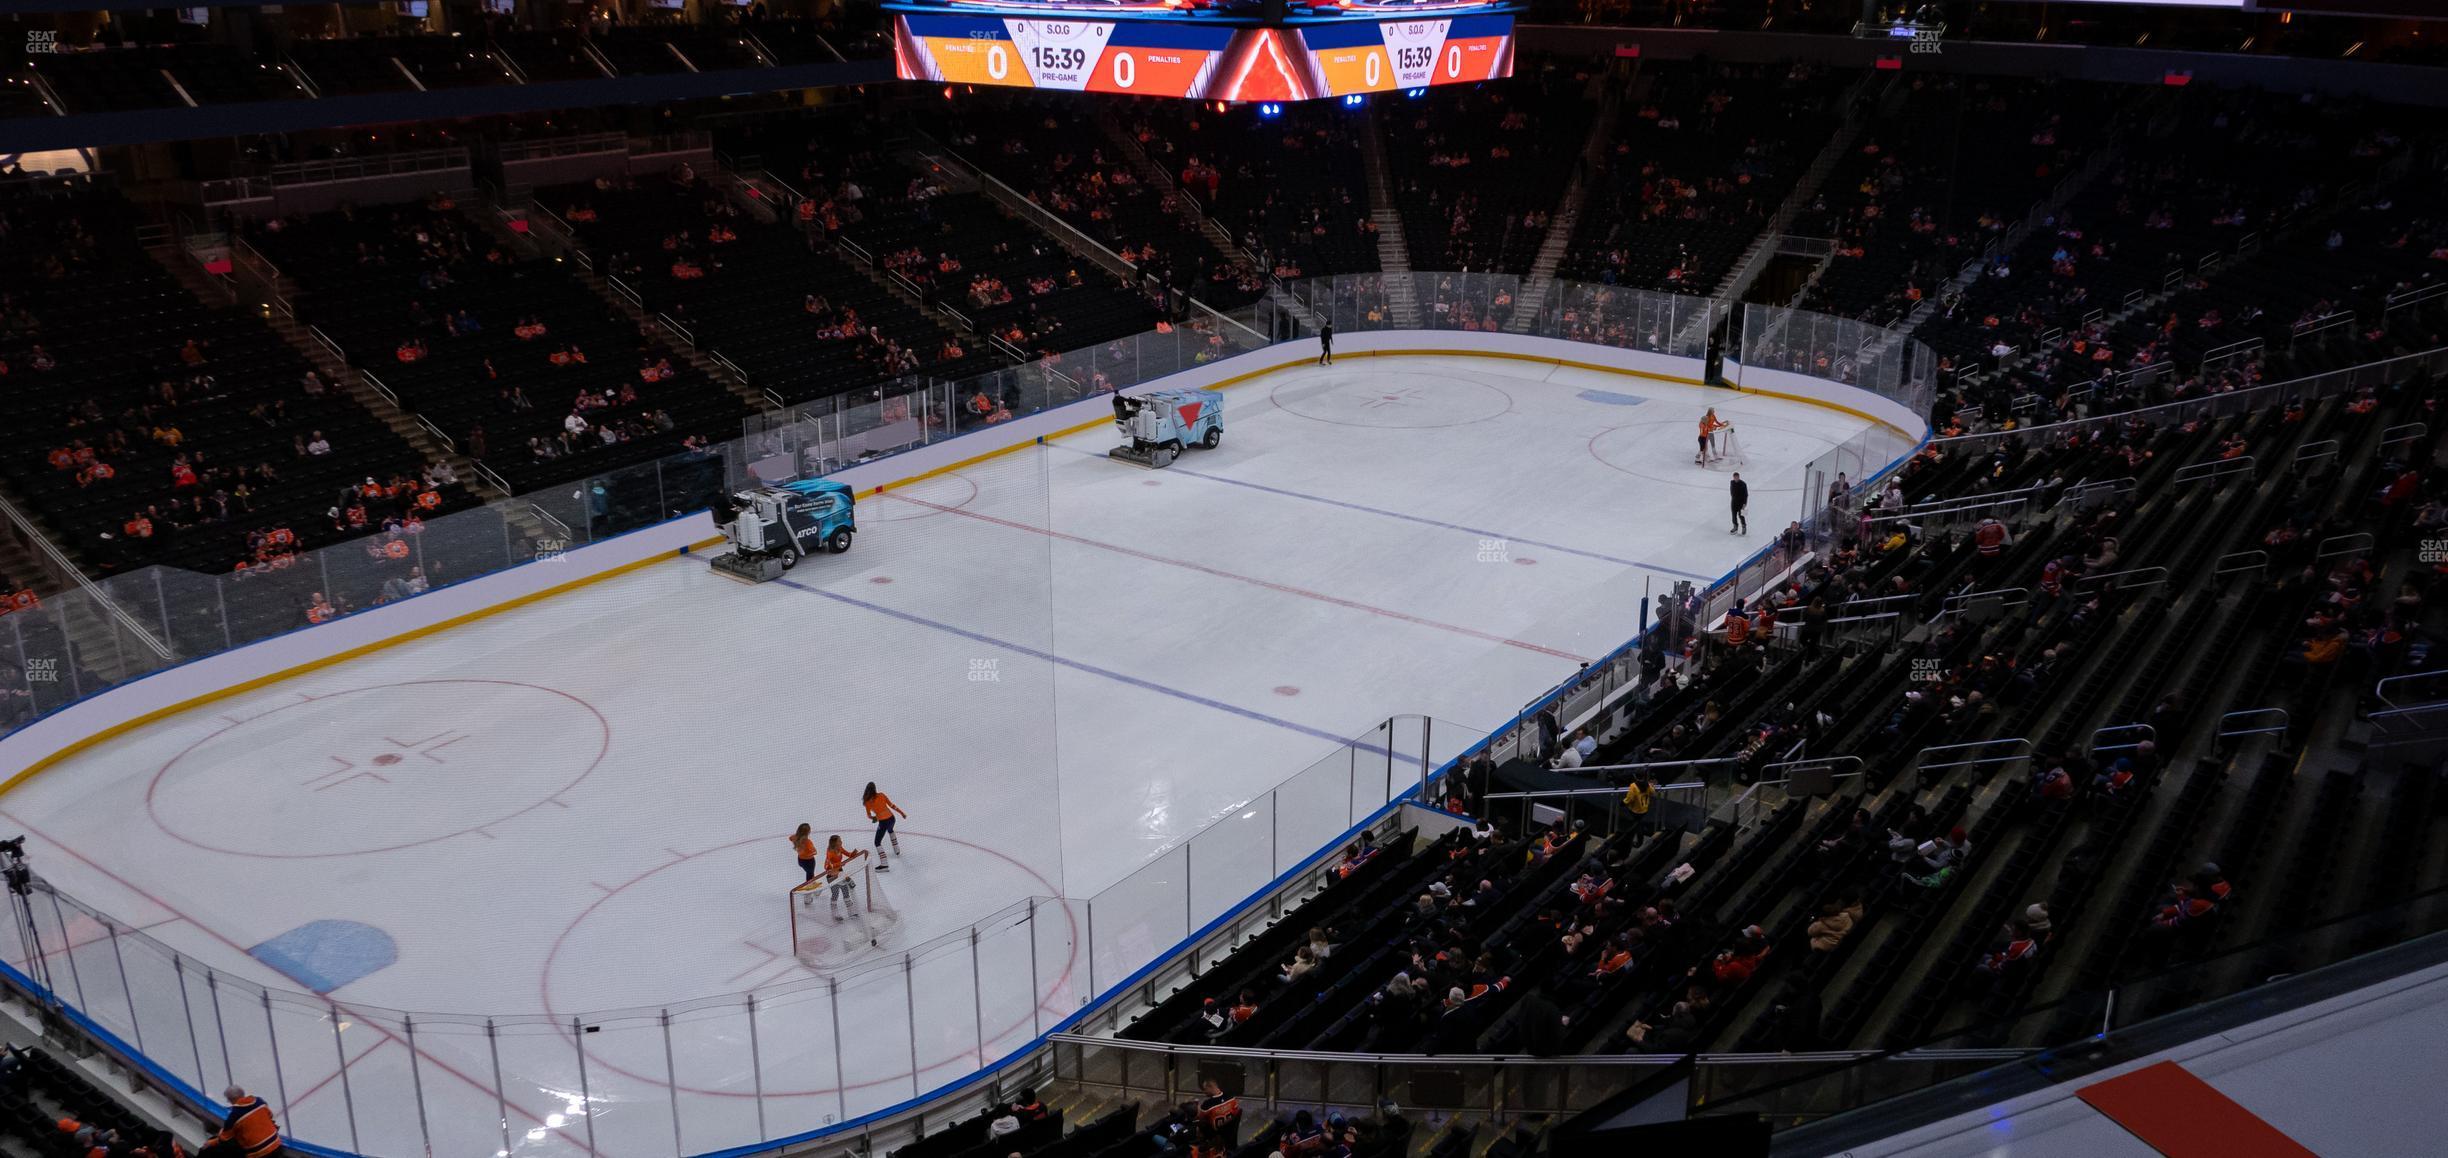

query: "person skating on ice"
(864, 781), (908, 869)
(790, 822), (819, 883)
(822, 834), (867, 920)
(1698, 407), (1728, 465)
(1317, 322), (1335, 366)
(1730, 472), (1749, 535)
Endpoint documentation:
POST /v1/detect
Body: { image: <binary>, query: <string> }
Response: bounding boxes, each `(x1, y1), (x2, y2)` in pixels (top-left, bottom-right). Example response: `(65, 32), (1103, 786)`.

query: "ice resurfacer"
(1110, 387), (1224, 469)
(707, 478), (856, 583)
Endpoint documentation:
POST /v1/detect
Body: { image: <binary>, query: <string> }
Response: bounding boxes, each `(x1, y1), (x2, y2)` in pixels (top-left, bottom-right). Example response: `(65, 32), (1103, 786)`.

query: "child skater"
(823, 834), (868, 921)
(790, 823), (819, 883)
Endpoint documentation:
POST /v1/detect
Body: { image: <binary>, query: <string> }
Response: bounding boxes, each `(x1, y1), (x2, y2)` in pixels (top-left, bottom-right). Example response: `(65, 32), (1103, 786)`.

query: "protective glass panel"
(1086, 843), (1186, 998)
(1187, 795), (1272, 933)
(666, 998), (764, 1154)
(743, 978), (845, 1140)
(905, 934), (983, 1098)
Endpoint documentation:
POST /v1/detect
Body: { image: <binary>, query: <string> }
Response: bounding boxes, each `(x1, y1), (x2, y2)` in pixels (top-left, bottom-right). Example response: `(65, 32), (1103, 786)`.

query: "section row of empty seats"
(0, 180), (453, 577)
(242, 193), (746, 497)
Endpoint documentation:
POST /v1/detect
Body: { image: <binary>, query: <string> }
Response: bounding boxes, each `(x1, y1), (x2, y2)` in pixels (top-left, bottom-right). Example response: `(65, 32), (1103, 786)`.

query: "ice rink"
(1, 356), (1883, 1156)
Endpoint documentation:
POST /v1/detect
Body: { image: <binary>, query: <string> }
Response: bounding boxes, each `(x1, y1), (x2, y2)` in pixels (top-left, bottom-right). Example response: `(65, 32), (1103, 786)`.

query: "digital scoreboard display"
(889, 2), (1516, 103)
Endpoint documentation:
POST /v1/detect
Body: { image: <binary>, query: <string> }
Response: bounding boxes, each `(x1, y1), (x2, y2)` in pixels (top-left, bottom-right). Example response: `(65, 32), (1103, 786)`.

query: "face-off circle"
(1269, 371), (1514, 429)
(1586, 414), (1844, 492)
(540, 831), (1077, 1097)
(147, 679), (609, 858)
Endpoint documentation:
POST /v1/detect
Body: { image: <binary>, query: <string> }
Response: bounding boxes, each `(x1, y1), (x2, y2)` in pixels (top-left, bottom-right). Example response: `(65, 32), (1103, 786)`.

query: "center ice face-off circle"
(148, 679), (610, 858)
(1268, 370), (1514, 429)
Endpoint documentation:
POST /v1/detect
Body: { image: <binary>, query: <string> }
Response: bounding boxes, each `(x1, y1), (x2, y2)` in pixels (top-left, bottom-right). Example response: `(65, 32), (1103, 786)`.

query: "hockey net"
(789, 860), (902, 967)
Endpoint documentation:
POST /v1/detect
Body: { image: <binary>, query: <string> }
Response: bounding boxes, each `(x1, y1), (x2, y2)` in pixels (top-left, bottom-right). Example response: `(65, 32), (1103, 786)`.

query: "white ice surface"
(3, 357), (1878, 1157)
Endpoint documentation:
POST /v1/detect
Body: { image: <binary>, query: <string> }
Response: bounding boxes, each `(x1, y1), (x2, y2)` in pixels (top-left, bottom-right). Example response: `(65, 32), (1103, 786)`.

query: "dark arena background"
(1, 2), (2446, 1158)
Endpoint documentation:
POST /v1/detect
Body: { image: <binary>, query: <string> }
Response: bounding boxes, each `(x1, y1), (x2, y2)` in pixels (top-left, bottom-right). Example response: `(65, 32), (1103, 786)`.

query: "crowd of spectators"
(1384, 67), (1590, 274)
(1130, 359), (2443, 1058)
(1, 182), (455, 575)
(1567, 61), (1849, 293)
(1799, 76), (2123, 325)
(1119, 97), (1383, 297)
(243, 192), (740, 493)
(1918, 87), (2433, 412)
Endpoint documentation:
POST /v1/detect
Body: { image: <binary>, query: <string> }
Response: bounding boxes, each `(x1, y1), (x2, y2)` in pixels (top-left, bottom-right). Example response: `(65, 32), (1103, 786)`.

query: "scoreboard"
(889, 1), (1517, 103)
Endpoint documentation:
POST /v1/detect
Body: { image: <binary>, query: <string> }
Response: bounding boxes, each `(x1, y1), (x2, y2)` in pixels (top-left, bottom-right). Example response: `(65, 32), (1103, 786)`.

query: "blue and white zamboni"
(707, 478), (856, 583)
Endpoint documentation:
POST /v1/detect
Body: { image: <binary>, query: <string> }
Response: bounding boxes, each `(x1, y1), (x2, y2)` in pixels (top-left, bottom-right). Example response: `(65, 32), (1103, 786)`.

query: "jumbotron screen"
(889, 3), (1516, 103)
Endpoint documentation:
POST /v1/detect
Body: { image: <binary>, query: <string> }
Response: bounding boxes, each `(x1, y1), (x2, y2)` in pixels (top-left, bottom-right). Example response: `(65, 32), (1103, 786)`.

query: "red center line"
(876, 490), (1588, 662)
(0, 810), (605, 1157)
(35, 915), (182, 968)
(285, 1034), (389, 1113)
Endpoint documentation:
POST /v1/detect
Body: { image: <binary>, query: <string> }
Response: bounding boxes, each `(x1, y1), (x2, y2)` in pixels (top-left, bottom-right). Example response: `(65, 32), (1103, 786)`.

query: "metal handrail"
(414, 416), (455, 454)
(1529, 757), (1744, 781)
(1831, 591), (1922, 617)
(2315, 532), (2376, 561)
(1757, 755), (1865, 782)
(0, 491), (175, 661)
(495, 132), (626, 163)
(2201, 336), (2264, 366)
(468, 460), (512, 497)
(2365, 702), (2448, 740)
(1047, 1032), (1688, 1066)
(2373, 670), (2448, 713)
(266, 146), (469, 187)
(358, 368), (398, 406)
(2290, 309), (2355, 342)
(2385, 281), (2448, 316)
(2092, 723), (2155, 753)
(1914, 737), (2032, 773)
(2173, 456), (2254, 484)
(659, 312), (695, 348)
(306, 324), (346, 364)
(2217, 708), (2289, 739)
(2072, 565), (2169, 594)
(1482, 780), (1709, 802)
(525, 502), (574, 541)
(1937, 587), (2030, 619)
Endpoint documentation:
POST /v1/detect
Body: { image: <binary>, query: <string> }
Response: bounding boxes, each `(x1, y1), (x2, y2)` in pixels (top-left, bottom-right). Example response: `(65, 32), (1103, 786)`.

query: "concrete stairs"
(1090, 106), (1330, 337)
(1673, 71), (1889, 356)
(1357, 108), (1419, 328)
(163, 238), (501, 505)
(476, 193), (777, 416)
(0, 519), (47, 596)
(902, 136), (1138, 285)
(1507, 73), (1622, 334)
(744, 169), (1015, 372)
(1091, 103), (1263, 275)
(1900, 92), (2162, 342)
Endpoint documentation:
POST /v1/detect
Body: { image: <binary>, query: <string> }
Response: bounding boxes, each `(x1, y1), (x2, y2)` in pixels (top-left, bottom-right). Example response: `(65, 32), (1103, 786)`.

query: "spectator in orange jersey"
(208, 1086), (282, 1158)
